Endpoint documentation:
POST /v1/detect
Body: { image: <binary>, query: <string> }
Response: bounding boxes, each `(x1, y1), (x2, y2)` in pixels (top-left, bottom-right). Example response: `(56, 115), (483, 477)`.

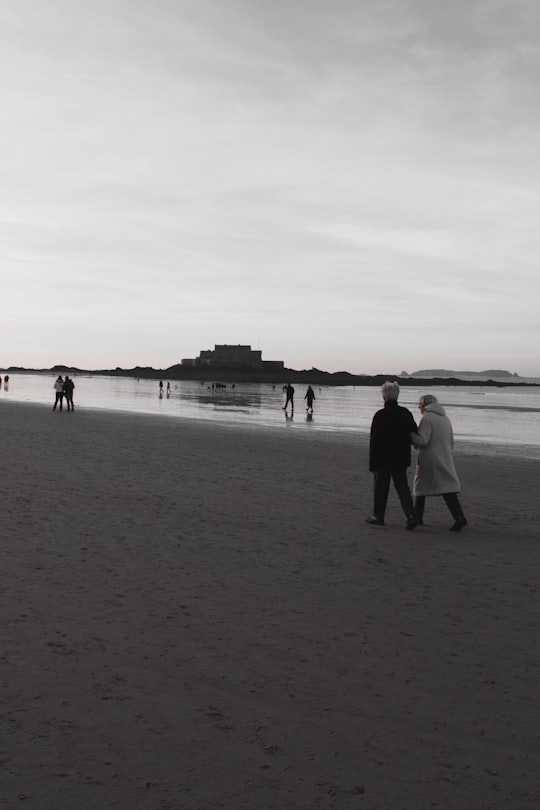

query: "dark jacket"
(369, 400), (417, 472)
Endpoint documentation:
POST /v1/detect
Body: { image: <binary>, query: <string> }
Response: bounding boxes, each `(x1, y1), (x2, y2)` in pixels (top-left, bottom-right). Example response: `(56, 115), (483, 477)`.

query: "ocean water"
(2, 373), (540, 460)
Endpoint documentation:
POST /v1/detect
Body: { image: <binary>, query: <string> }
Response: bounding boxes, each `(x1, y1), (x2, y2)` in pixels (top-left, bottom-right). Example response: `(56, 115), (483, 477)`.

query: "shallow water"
(2, 373), (540, 459)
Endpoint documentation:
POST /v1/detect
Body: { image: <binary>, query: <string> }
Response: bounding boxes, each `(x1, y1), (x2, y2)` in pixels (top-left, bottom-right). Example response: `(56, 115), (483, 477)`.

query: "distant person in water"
(411, 394), (467, 531)
(53, 375), (65, 411)
(304, 385), (315, 413)
(283, 383), (294, 412)
(63, 375), (75, 411)
(3, 375), (8, 391)
(367, 381), (417, 530)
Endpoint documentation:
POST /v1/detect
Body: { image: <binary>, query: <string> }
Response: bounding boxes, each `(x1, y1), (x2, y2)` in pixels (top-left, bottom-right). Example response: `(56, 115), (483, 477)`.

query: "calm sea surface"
(2, 373), (540, 460)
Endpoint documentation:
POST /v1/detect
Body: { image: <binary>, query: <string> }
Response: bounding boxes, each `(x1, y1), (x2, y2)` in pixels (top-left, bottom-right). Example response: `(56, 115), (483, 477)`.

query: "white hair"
(381, 381), (400, 401)
(419, 394), (438, 407)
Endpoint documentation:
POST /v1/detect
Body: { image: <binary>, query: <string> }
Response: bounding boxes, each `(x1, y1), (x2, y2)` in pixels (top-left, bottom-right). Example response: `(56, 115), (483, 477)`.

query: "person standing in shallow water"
(411, 394), (468, 531)
(53, 375), (65, 411)
(283, 383), (294, 413)
(304, 385), (315, 413)
(367, 381), (417, 530)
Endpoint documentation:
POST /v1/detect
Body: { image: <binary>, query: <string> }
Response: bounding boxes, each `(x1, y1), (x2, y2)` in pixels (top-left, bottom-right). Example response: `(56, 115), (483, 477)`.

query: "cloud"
(0, 0), (538, 374)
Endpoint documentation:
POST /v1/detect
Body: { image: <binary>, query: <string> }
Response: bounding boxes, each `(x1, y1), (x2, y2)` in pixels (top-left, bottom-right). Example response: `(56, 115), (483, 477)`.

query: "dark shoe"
(406, 515), (417, 530)
(417, 518), (424, 526)
(450, 517), (468, 532)
(366, 516), (384, 526)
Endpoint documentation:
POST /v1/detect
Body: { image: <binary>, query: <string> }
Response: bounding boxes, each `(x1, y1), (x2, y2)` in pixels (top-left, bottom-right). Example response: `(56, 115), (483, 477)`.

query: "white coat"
(411, 403), (461, 496)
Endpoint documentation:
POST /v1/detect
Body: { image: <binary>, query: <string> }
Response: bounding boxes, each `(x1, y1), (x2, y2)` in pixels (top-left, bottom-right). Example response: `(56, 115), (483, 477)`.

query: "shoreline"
(3, 398), (540, 462)
(2, 401), (539, 808)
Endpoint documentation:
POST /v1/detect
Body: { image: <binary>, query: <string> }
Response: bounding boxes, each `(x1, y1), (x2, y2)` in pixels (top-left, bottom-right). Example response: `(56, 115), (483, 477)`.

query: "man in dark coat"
(283, 383), (295, 413)
(367, 381), (417, 529)
(63, 375), (75, 411)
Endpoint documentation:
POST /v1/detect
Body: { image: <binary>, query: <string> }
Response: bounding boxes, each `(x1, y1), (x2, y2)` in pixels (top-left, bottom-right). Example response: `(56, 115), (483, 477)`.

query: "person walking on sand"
(53, 375), (65, 411)
(411, 394), (467, 531)
(63, 375), (75, 411)
(367, 381), (417, 530)
(283, 383), (295, 412)
(304, 385), (315, 413)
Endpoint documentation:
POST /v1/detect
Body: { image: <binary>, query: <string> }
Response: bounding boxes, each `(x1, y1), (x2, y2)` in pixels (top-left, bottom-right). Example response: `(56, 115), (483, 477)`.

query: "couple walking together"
(367, 381), (467, 531)
(53, 375), (75, 411)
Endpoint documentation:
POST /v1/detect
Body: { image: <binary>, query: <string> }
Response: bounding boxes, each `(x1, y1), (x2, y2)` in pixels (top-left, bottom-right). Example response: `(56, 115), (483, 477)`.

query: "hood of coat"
(424, 402), (446, 417)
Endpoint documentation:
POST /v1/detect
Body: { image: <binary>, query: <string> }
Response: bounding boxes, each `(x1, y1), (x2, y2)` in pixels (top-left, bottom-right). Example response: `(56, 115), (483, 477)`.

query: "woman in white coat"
(411, 394), (467, 531)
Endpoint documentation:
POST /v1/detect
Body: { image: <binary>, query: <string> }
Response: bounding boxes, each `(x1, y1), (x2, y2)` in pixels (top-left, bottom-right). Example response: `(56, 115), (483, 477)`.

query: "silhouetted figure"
(304, 385), (315, 413)
(367, 381), (417, 530)
(411, 394), (467, 531)
(53, 375), (65, 411)
(63, 376), (75, 411)
(283, 383), (294, 412)
(3, 375), (8, 391)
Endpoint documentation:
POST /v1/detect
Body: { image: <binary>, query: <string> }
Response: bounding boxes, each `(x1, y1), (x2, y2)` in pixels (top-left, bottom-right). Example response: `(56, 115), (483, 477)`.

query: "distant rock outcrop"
(410, 369), (517, 379)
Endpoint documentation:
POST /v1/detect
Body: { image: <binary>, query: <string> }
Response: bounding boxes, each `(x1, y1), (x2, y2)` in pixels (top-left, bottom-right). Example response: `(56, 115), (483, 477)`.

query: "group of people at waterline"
(367, 380), (467, 532)
(53, 375), (76, 411)
(282, 383), (316, 414)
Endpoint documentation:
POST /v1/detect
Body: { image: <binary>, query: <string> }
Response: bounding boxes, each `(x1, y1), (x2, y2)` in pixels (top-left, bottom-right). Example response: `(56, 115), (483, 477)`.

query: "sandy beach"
(1, 401), (539, 809)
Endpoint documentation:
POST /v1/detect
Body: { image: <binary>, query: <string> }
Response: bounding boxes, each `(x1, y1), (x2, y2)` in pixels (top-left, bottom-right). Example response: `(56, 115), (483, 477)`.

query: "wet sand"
(1, 401), (539, 809)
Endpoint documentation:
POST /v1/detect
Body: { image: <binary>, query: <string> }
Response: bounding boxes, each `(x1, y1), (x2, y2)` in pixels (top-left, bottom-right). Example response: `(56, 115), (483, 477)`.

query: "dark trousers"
(53, 392), (64, 411)
(373, 468), (415, 522)
(415, 493), (465, 522)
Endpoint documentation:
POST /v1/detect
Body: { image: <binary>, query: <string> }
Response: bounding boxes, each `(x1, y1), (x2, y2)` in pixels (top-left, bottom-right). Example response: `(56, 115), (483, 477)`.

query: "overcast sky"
(1, 0), (539, 375)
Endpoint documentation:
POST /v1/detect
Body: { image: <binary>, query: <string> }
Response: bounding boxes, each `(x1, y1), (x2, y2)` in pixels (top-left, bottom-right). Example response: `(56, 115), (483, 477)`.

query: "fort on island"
(181, 344), (284, 372)
(3, 350), (533, 388)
